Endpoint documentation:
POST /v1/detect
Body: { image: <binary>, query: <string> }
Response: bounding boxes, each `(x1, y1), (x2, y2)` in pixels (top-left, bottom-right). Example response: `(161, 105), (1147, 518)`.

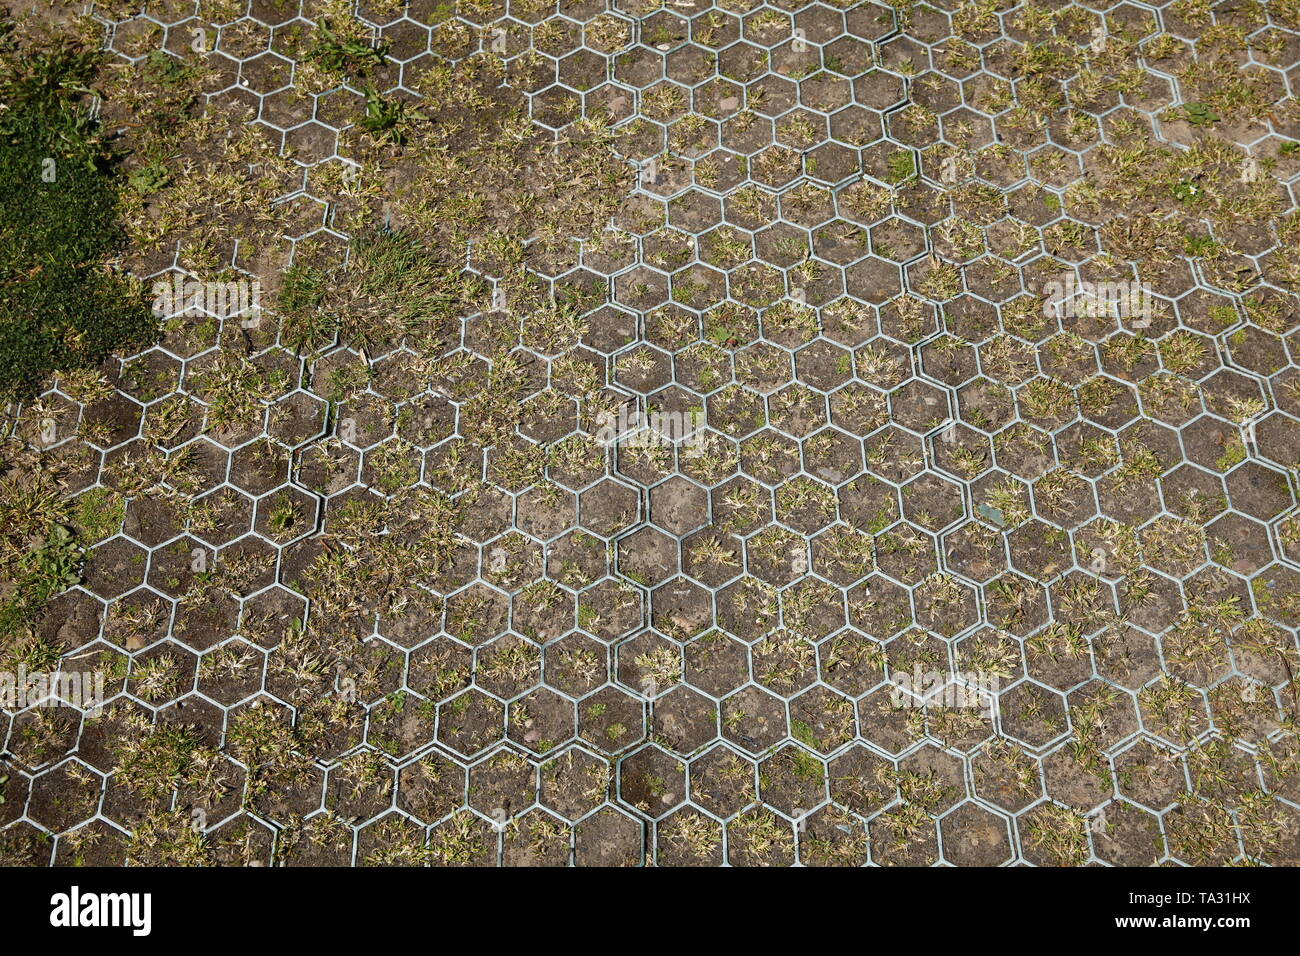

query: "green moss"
(886, 149), (916, 184)
(1216, 440), (1247, 471)
(790, 718), (819, 748)
(792, 747), (824, 779)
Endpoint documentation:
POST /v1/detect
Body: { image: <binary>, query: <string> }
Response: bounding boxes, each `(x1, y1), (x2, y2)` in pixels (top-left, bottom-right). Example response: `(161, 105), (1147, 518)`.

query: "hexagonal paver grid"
(3, 0), (1300, 868)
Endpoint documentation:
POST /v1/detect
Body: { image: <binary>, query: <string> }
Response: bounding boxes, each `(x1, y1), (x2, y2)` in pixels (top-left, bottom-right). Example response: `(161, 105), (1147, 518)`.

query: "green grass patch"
(0, 26), (156, 399)
(280, 228), (483, 351)
(0, 523), (81, 643)
(71, 486), (125, 543)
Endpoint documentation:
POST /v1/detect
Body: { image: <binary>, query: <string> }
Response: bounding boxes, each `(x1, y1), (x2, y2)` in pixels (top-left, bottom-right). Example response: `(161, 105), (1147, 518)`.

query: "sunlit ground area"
(2, 0), (1300, 866)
